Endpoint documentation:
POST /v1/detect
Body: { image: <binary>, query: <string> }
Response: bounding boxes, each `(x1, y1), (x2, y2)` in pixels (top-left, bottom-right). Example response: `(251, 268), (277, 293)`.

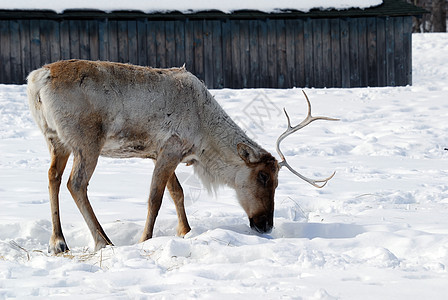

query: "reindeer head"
(236, 91), (338, 234)
(236, 143), (279, 233)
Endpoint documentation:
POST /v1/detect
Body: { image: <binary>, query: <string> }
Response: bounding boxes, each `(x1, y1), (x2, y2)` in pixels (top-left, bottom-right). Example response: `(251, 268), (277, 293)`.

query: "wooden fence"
(0, 14), (413, 88)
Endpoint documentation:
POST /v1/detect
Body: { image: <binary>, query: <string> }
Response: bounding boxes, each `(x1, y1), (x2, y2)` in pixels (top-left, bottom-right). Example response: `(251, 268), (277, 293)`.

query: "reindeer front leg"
(167, 173), (191, 237)
(140, 136), (187, 242)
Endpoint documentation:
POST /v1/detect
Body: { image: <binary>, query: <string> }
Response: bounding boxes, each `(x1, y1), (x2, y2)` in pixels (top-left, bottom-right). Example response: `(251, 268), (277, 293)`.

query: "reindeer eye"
(257, 171), (270, 186)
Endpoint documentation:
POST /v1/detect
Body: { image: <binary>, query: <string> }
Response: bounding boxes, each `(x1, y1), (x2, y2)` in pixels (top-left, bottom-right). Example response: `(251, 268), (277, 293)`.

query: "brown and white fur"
(27, 59), (279, 254)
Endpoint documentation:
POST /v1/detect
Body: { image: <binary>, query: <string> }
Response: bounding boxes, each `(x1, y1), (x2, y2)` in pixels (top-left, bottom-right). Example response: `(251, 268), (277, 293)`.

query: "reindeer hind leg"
(47, 137), (71, 254)
(67, 148), (113, 252)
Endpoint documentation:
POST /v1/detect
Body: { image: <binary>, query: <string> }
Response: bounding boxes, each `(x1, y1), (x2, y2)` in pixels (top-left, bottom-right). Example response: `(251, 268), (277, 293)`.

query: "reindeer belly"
(101, 130), (157, 159)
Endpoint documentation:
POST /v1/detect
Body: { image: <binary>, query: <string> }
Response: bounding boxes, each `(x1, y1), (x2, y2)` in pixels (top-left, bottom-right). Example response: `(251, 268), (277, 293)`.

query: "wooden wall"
(0, 15), (413, 88)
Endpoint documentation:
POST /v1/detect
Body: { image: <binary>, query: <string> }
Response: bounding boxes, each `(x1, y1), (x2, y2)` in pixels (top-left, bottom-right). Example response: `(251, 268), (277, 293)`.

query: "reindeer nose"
(249, 215), (273, 233)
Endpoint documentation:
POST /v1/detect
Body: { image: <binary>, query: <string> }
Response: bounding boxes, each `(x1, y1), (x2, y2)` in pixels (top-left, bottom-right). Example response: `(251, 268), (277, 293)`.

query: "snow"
(1, 33), (448, 299)
(1, 0), (383, 14)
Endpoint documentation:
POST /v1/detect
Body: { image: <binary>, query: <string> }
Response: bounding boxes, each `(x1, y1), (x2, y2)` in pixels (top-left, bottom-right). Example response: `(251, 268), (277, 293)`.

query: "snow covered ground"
(3, 0), (383, 14)
(1, 33), (447, 299)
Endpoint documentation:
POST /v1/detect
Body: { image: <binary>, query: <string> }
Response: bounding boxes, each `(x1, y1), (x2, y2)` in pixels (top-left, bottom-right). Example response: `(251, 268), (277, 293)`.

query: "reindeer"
(27, 59), (337, 254)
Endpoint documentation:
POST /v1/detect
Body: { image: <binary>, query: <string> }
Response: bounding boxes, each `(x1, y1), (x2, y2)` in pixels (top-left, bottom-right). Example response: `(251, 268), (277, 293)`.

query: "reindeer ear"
(237, 143), (259, 164)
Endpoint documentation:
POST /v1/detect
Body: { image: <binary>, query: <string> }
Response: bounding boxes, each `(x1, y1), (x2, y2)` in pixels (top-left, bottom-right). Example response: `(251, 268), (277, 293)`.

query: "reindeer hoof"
(94, 239), (114, 252)
(177, 225), (191, 237)
(48, 239), (69, 254)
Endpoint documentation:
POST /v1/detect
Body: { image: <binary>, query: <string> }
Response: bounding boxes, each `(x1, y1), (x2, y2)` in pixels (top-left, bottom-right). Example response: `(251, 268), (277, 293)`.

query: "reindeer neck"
(193, 91), (264, 190)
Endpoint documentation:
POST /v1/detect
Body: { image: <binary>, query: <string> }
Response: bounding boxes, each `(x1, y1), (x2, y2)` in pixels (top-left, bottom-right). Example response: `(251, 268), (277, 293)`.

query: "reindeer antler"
(276, 90), (339, 188)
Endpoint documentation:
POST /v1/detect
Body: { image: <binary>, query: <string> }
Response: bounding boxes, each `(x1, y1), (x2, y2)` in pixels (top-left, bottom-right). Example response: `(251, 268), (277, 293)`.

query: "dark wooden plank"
(39, 20), (51, 65)
(276, 19), (287, 88)
(0, 21), (11, 83)
(340, 18), (350, 88)
(221, 20), (232, 87)
(303, 18), (313, 87)
(49, 20), (61, 62)
(137, 19), (147, 66)
(1, 21), (12, 82)
(60, 20), (71, 60)
(231, 20), (241, 88)
(184, 20), (194, 72)
(118, 21), (129, 63)
(376, 17), (386, 86)
(155, 21), (166, 67)
(30, 20), (41, 70)
(249, 20), (259, 88)
(394, 17), (405, 86)
(258, 20), (268, 88)
(294, 19), (305, 87)
(88, 20), (99, 61)
(69, 20), (80, 59)
(285, 19), (295, 88)
(174, 20), (186, 68)
(385, 17), (395, 86)
(349, 18), (360, 87)
(322, 18), (332, 87)
(19, 20), (31, 79)
(165, 21), (175, 67)
(10, 20), (22, 83)
(98, 19), (109, 61)
(403, 16), (412, 85)
(266, 19), (277, 88)
(108, 20), (119, 62)
(312, 19), (323, 87)
(367, 17), (377, 87)
(330, 18), (341, 87)
(79, 20), (90, 60)
(146, 20), (157, 67)
(127, 20), (138, 65)
(193, 20), (204, 81)
(203, 20), (214, 88)
(212, 20), (223, 88)
(358, 18), (368, 87)
(239, 20), (250, 88)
